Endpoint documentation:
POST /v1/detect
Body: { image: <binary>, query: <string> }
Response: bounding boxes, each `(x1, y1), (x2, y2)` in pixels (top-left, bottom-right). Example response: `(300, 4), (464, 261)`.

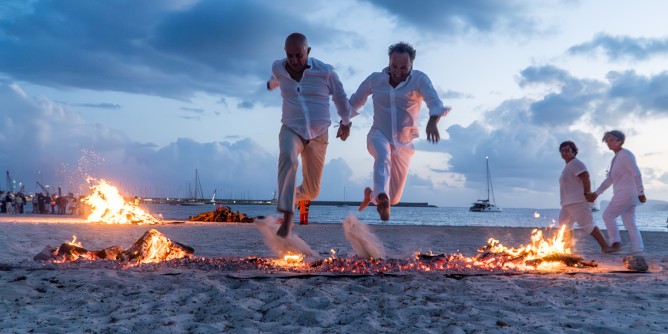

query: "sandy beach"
(1, 215), (667, 333)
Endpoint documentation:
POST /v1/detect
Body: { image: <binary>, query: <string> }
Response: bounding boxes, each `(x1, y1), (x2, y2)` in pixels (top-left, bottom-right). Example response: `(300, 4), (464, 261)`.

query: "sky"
(1, 0), (667, 209)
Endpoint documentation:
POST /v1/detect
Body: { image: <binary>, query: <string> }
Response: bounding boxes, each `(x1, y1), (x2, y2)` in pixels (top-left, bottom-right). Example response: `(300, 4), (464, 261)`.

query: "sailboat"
(180, 169), (206, 206)
(337, 187), (348, 207)
(469, 157), (502, 212)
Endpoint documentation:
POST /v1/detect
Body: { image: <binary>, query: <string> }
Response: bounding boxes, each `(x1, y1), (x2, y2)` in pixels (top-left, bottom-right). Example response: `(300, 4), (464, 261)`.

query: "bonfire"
(84, 178), (161, 225)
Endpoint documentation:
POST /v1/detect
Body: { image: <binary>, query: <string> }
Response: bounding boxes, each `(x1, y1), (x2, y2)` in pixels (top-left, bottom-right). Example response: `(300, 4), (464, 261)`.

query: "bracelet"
(339, 120), (351, 127)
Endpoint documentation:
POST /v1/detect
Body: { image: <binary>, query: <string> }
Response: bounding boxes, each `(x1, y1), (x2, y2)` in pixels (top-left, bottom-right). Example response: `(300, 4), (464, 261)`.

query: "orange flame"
(482, 225), (571, 269)
(84, 179), (161, 224)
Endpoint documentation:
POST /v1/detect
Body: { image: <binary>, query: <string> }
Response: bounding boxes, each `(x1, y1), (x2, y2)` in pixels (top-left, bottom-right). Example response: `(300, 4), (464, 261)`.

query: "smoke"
(342, 215), (386, 259)
(253, 216), (318, 258)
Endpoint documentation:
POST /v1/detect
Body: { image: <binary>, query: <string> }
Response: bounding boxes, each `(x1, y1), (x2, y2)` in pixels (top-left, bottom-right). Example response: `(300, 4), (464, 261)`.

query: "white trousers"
(276, 125), (328, 214)
(602, 193), (643, 252)
(367, 129), (415, 205)
(558, 202), (596, 234)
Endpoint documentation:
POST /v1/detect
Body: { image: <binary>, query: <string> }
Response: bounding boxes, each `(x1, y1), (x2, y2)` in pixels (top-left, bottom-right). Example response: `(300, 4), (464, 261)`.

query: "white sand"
(0, 214), (667, 333)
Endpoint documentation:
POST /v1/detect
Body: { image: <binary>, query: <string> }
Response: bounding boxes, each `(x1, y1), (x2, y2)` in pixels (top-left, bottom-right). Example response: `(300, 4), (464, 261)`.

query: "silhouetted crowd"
(1, 191), (82, 215)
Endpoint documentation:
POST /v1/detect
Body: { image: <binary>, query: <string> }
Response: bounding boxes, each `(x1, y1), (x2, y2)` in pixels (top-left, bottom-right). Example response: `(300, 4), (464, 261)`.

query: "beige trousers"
(277, 125), (328, 213)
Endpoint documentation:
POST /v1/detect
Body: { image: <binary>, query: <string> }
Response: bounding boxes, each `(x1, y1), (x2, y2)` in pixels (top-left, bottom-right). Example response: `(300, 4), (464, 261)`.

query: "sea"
(143, 203), (668, 233)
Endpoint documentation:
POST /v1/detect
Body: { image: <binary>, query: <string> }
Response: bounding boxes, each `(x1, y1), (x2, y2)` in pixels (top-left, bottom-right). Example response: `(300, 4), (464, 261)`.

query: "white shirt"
(595, 148), (644, 198)
(559, 157), (588, 206)
(349, 68), (450, 147)
(268, 58), (351, 140)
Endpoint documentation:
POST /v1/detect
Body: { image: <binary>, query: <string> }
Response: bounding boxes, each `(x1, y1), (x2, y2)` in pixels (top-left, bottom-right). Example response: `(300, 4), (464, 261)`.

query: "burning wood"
(34, 229), (193, 263)
(189, 205), (254, 223)
(84, 179), (162, 225)
(119, 229), (194, 263)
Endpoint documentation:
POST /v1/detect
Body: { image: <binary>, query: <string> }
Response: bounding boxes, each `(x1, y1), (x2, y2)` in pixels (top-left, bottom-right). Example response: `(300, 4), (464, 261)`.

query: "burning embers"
(476, 225), (596, 269)
(84, 179), (161, 225)
(34, 229), (194, 264)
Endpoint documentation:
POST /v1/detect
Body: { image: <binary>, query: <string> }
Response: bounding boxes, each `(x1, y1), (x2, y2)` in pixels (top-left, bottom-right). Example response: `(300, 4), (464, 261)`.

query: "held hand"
(585, 192), (598, 202)
(426, 116), (440, 144)
(336, 121), (351, 141)
(639, 194), (647, 203)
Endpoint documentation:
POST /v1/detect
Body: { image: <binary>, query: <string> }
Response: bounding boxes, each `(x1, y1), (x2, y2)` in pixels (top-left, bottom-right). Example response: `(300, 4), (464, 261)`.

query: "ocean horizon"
(141, 203), (668, 233)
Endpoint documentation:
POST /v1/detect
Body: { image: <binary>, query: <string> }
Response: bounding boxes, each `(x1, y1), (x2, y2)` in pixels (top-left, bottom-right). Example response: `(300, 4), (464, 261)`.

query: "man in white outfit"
(587, 130), (646, 253)
(267, 33), (352, 237)
(350, 42), (450, 221)
(557, 141), (610, 253)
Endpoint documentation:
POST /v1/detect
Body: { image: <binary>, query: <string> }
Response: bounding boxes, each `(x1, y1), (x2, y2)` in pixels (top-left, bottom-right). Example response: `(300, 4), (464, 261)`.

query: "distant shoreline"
(139, 198), (436, 208)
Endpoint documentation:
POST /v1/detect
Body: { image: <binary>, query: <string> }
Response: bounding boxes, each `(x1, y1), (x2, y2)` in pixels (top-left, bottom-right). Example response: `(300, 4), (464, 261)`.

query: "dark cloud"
(606, 70), (668, 113)
(361, 0), (541, 37)
(0, 0), (345, 102)
(568, 33), (668, 61)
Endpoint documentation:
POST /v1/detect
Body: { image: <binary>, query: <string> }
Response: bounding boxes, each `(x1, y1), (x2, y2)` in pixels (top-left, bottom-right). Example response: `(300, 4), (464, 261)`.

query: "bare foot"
(277, 212), (294, 238)
(358, 187), (372, 212)
(376, 193), (390, 221)
(604, 242), (621, 254)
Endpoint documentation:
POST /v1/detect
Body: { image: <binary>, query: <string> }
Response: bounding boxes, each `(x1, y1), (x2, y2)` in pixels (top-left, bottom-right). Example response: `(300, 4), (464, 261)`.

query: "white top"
(349, 68), (450, 147)
(559, 157), (588, 206)
(268, 58), (351, 140)
(595, 148), (644, 198)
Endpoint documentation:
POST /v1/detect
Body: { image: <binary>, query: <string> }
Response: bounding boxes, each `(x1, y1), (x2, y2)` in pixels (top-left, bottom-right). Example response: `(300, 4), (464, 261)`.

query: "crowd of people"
(0, 191), (83, 215)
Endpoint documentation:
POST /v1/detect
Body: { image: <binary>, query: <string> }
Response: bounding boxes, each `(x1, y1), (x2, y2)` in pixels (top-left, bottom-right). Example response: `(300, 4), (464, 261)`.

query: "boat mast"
(486, 157), (497, 205)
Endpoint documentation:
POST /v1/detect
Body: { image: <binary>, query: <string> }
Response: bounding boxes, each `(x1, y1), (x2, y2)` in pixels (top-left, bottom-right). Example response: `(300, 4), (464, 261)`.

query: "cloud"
(180, 107), (205, 114)
(361, 0), (543, 37)
(75, 103), (122, 110)
(568, 33), (668, 61)
(411, 64), (668, 205)
(0, 0), (347, 102)
(0, 82), (277, 199)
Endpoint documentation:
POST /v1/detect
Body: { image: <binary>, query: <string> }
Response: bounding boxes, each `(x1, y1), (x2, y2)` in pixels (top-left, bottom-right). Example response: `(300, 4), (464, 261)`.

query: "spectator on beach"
(14, 192), (24, 214)
(5, 191), (14, 214)
(587, 130), (646, 253)
(350, 42), (451, 221)
(267, 32), (352, 237)
(557, 141), (611, 253)
(32, 194), (39, 213)
(38, 193), (46, 214)
(0, 191), (5, 213)
(298, 200), (311, 225)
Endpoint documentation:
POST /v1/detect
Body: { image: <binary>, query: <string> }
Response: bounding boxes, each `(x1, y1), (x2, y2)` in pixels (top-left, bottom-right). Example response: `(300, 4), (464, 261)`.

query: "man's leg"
(388, 145), (415, 205)
(602, 195), (629, 251)
(366, 130), (391, 220)
(620, 205), (643, 252)
(276, 126), (303, 237)
(296, 130), (328, 202)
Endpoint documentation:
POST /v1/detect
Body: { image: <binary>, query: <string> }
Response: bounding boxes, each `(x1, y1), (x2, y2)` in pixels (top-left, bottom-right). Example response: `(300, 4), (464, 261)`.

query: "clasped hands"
(584, 192), (597, 202)
(336, 121), (351, 141)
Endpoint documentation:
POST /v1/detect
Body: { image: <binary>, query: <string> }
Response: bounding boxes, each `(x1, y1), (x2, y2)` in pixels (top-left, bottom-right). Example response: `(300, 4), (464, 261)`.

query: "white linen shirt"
(268, 57), (351, 140)
(595, 148), (644, 198)
(349, 68), (450, 147)
(559, 157), (588, 206)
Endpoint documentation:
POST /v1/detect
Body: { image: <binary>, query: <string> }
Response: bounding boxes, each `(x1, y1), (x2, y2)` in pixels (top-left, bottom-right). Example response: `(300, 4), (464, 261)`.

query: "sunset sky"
(1, 0), (667, 208)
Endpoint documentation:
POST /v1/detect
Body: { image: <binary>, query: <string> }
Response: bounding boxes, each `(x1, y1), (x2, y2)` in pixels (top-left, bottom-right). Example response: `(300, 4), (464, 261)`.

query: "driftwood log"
(188, 206), (254, 223)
